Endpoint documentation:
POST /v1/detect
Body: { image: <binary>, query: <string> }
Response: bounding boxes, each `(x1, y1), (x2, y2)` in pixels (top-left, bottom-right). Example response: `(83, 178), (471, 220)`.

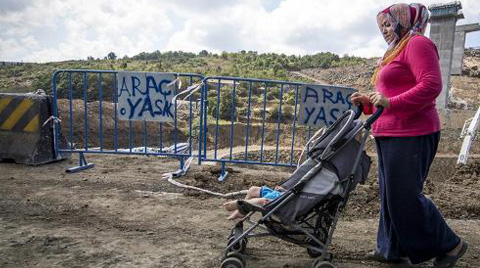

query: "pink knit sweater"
(366, 35), (442, 137)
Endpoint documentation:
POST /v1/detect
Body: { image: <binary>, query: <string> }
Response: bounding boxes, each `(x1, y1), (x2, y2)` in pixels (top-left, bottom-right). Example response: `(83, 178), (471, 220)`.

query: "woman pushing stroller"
(351, 3), (467, 267)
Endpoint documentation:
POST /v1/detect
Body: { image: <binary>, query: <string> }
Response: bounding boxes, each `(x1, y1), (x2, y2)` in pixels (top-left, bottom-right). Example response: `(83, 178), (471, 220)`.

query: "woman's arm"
(387, 36), (442, 112)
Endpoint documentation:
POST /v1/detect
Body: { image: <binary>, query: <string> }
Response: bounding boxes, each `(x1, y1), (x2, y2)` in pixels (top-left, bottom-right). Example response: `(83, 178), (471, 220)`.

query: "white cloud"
(165, 0), (383, 56)
(1, 0), (174, 62)
(0, 0), (479, 62)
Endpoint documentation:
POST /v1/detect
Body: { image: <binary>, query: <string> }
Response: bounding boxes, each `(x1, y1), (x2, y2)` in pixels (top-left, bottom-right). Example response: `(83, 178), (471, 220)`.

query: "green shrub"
(283, 90), (297, 105)
(267, 103), (294, 122)
(207, 89), (237, 121)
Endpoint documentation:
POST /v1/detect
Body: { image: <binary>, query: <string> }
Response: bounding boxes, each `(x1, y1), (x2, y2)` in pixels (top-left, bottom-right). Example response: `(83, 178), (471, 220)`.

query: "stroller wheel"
(307, 248), (333, 261)
(313, 260), (336, 268)
(307, 247), (322, 258)
(221, 254), (245, 268)
(227, 236), (248, 253)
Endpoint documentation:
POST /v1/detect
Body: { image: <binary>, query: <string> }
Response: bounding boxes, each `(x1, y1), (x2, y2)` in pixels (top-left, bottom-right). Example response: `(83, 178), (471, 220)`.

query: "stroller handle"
(365, 106), (384, 129)
(353, 104), (363, 120)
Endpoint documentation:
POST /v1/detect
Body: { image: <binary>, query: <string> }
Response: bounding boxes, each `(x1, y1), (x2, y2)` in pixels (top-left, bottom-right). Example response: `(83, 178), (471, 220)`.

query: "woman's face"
(377, 15), (395, 44)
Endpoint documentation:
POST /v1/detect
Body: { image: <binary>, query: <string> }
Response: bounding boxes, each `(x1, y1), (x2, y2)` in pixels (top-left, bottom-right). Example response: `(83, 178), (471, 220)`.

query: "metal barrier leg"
(218, 161), (229, 182)
(180, 156), (185, 170)
(172, 156), (194, 178)
(66, 152), (94, 173)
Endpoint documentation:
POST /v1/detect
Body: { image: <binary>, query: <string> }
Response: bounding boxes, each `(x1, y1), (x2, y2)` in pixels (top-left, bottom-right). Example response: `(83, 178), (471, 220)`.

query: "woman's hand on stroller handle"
(351, 92), (371, 106)
(368, 92), (390, 108)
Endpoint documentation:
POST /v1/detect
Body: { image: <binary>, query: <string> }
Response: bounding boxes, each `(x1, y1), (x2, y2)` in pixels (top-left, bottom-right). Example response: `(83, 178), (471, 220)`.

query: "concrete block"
(0, 93), (70, 165)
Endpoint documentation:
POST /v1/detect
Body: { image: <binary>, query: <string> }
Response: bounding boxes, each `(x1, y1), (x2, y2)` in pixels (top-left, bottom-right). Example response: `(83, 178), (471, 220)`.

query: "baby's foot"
(227, 210), (243, 220)
(223, 200), (238, 211)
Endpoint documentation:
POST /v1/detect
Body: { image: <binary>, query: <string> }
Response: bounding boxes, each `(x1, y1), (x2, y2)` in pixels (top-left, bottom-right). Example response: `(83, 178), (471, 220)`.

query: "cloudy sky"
(1, 0), (479, 63)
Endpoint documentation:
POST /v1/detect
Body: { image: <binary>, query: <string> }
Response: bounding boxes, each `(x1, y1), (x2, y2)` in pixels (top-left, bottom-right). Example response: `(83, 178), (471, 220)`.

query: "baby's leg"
(227, 210), (243, 220)
(245, 186), (261, 200)
(247, 197), (270, 206)
(227, 198), (270, 220)
(223, 200), (238, 211)
(223, 187), (262, 212)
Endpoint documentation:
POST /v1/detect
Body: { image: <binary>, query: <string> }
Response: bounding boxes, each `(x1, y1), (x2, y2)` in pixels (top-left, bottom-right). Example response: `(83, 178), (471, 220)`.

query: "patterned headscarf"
(371, 3), (429, 86)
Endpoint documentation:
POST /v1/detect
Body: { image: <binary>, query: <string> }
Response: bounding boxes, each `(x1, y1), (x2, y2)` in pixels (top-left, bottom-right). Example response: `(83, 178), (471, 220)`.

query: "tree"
(107, 52), (117, 60)
(199, 50), (209, 57)
(221, 51), (228, 59)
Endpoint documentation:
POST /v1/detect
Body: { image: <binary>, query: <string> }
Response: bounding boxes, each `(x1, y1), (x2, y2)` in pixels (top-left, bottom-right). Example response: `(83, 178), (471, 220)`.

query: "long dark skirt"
(375, 132), (459, 264)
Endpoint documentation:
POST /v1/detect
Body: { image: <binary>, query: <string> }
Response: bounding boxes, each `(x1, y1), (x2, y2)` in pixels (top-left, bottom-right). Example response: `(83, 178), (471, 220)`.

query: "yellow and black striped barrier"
(0, 93), (70, 165)
(0, 96), (40, 133)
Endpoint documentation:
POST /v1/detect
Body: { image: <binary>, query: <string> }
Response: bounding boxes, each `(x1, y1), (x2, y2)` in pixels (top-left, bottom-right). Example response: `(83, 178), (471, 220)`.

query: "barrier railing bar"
(214, 78), (220, 159)
(197, 83), (203, 165)
(244, 81), (252, 161)
(51, 71), (60, 158)
(114, 73), (118, 152)
(290, 85), (299, 165)
(200, 158), (295, 167)
(98, 73), (103, 151)
(143, 120), (147, 154)
(83, 72), (88, 150)
(68, 72), (73, 150)
(260, 82), (267, 163)
(129, 120), (133, 153)
(202, 76), (353, 90)
(55, 69), (203, 78)
(159, 122), (163, 153)
(174, 77), (178, 156)
(203, 83), (207, 159)
(189, 76), (193, 155)
(307, 126), (312, 152)
(57, 149), (191, 157)
(229, 81), (236, 160)
(275, 84), (284, 164)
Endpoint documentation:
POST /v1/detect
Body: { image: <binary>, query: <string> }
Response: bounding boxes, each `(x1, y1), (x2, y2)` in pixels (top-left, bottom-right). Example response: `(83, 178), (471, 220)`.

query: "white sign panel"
(298, 84), (356, 127)
(117, 72), (176, 122)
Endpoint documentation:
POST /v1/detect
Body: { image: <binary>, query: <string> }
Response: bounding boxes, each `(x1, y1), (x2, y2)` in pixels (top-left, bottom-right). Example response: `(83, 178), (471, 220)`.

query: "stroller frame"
(221, 106), (383, 268)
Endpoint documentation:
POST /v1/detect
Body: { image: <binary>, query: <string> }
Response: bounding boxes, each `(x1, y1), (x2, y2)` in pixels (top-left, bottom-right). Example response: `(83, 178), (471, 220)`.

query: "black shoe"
(433, 241), (468, 268)
(366, 250), (410, 264)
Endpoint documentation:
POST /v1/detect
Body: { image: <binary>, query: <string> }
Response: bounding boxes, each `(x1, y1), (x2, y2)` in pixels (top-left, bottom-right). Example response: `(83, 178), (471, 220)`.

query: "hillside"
(0, 50), (362, 95)
(1, 49), (478, 110)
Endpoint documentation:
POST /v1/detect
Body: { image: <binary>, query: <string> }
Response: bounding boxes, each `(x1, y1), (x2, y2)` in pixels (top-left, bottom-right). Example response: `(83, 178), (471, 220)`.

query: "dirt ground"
(1, 153), (480, 268)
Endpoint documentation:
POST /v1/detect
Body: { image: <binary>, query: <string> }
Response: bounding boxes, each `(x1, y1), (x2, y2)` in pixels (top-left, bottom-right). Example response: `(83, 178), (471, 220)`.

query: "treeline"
(0, 49), (368, 95)
(130, 49), (366, 71)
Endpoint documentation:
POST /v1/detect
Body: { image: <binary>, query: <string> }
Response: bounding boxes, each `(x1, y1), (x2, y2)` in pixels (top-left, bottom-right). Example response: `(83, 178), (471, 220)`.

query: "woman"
(351, 3), (468, 267)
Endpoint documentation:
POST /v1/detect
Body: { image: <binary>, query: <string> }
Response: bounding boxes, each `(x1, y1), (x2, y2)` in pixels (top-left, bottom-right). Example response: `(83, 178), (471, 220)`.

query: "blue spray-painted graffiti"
(299, 85), (355, 127)
(117, 72), (176, 122)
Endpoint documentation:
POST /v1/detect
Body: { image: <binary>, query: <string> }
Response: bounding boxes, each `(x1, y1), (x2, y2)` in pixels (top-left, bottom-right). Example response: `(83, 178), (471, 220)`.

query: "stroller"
(220, 106), (383, 268)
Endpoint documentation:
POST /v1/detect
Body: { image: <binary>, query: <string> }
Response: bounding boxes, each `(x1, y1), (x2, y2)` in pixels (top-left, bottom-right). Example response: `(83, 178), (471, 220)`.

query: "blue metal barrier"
(198, 76), (356, 181)
(52, 69), (204, 173)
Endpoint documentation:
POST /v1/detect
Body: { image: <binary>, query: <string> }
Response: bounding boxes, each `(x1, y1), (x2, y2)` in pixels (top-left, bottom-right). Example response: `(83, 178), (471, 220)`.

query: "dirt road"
(1, 154), (479, 268)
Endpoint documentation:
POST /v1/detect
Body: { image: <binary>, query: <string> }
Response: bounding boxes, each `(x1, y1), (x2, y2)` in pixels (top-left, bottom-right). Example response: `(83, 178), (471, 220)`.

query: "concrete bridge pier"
(428, 2), (464, 111)
(452, 23), (480, 75)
